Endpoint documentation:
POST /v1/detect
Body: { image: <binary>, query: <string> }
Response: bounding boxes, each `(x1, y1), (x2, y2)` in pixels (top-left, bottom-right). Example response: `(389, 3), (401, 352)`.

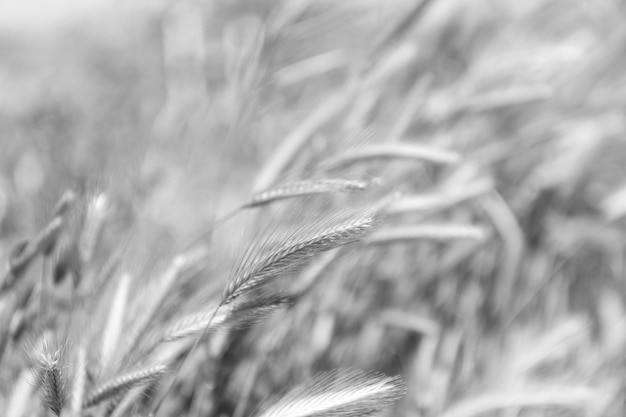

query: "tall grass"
(1, 1), (626, 417)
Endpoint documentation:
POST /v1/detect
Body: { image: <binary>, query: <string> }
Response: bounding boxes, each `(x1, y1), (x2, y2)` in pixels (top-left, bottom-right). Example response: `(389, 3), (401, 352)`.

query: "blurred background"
(2, 0), (626, 416)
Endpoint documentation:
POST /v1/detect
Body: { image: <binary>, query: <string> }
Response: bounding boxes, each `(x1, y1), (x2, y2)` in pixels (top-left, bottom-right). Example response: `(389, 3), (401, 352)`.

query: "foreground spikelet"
(83, 364), (168, 409)
(243, 178), (371, 208)
(255, 369), (407, 417)
(223, 209), (379, 304)
(31, 336), (66, 416)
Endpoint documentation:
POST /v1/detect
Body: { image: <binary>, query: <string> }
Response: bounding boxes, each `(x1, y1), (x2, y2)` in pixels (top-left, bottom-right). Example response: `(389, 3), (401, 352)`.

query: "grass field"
(1, 1), (626, 416)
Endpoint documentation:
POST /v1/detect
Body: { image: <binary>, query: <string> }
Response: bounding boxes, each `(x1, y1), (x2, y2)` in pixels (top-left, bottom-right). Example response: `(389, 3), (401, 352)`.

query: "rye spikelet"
(243, 178), (370, 208)
(31, 335), (66, 416)
(223, 209), (379, 304)
(255, 369), (407, 417)
(83, 364), (168, 409)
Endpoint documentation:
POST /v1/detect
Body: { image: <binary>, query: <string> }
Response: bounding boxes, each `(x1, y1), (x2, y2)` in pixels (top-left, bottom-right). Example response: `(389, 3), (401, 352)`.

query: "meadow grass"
(1, 1), (626, 417)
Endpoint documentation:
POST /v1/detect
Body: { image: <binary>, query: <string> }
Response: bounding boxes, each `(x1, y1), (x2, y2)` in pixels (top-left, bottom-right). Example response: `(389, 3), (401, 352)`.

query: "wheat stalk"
(223, 208), (379, 304)
(255, 369), (406, 417)
(83, 364), (168, 409)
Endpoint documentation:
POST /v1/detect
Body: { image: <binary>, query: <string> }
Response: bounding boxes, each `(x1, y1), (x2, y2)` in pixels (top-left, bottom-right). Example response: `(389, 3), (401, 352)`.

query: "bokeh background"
(2, 0), (626, 416)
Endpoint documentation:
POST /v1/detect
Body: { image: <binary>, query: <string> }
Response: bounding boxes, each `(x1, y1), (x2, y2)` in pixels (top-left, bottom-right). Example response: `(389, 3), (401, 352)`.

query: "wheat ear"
(32, 336), (66, 416)
(255, 369), (406, 417)
(223, 208), (379, 304)
(243, 178), (370, 208)
(321, 143), (461, 171)
(83, 364), (168, 408)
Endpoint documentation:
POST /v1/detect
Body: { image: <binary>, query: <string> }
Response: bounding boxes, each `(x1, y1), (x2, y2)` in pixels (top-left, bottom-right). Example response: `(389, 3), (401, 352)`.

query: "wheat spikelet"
(368, 224), (487, 244)
(31, 335), (66, 416)
(83, 364), (168, 409)
(244, 178), (370, 208)
(223, 209), (379, 304)
(322, 143), (461, 171)
(255, 369), (406, 417)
